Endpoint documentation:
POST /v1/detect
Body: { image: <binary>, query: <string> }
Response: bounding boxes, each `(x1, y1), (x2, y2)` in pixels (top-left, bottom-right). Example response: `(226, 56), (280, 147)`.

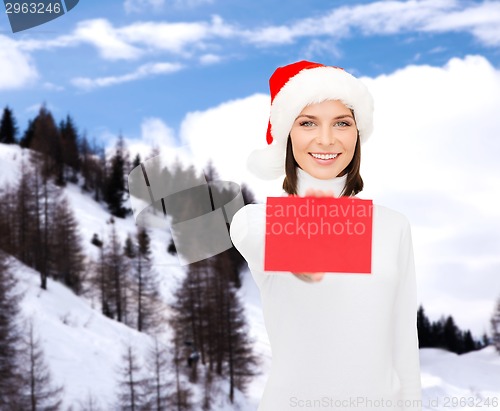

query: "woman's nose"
(316, 125), (336, 145)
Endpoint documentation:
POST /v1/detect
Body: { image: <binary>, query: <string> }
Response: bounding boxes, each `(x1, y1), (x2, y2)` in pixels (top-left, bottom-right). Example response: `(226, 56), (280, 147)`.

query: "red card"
(264, 196), (373, 273)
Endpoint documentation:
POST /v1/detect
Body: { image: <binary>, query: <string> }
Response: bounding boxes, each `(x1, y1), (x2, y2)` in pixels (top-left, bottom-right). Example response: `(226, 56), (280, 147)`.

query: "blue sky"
(2, 0), (500, 336)
(1, 0), (500, 143)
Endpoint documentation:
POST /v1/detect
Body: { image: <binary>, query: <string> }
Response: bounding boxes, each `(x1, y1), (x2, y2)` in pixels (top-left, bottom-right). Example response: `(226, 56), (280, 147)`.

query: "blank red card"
(264, 196), (373, 273)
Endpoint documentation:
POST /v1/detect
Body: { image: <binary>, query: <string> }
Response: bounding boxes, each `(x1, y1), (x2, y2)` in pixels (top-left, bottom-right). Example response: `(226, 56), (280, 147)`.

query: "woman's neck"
(296, 168), (348, 197)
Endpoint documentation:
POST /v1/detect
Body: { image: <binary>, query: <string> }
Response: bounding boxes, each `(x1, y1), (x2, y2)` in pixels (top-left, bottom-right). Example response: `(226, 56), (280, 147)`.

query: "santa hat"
(247, 60), (374, 180)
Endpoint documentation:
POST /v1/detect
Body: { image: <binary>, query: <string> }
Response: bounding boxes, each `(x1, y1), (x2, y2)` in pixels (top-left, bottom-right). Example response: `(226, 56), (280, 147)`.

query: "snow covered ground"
(2, 143), (500, 410)
(12, 259), (500, 410)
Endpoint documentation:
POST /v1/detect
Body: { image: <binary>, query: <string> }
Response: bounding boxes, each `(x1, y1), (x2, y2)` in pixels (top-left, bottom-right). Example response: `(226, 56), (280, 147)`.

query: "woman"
(229, 61), (422, 410)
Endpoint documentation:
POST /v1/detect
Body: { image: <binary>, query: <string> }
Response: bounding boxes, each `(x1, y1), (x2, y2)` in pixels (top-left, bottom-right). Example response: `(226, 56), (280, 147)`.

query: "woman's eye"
(335, 121), (351, 127)
(300, 121), (315, 127)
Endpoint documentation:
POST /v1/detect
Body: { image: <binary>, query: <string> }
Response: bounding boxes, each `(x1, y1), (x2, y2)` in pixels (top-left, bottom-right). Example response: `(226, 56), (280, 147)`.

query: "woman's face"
(289, 99), (358, 180)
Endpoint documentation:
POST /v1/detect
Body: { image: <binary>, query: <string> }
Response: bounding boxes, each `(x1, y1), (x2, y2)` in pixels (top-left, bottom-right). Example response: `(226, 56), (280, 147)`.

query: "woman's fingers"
(292, 272), (326, 283)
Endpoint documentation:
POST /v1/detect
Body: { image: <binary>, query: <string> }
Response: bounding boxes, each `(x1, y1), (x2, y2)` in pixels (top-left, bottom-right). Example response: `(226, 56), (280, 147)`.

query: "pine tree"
(91, 231), (114, 319)
(167, 159), (261, 402)
(29, 104), (65, 185)
(12, 157), (53, 290)
(491, 296), (500, 354)
(210, 252), (260, 400)
(417, 305), (432, 348)
(431, 316), (446, 349)
(462, 330), (476, 352)
(79, 136), (106, 202)
(0, 183), (17, 256)
(0, 252), (24, 407)
(14, 159), (37, 267)
(132, 153), (141, 169)
(59, 115), (80, 183)
(37, 165), (59, 290)
(0, 106), (18, 144)
(481, 331), (490, 347)
(170, 253), (259, 403)
(20, 119), (35, 148)
(18, 319), (64, 411)
(134, 227), (161, 333)
(104, 136), (130, 218)
(443, 315), (461, 353)
(117, 344), (147, 411)
(51, 195), (85, 294)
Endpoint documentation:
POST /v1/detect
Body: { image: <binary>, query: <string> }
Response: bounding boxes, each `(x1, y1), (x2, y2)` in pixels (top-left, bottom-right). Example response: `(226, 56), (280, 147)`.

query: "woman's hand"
(291, 188), (335, 283)
(292, 272), (325, 283)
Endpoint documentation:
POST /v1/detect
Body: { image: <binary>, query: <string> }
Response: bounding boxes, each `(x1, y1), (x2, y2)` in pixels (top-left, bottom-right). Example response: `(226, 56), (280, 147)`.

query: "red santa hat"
(247, 60), (374, 180)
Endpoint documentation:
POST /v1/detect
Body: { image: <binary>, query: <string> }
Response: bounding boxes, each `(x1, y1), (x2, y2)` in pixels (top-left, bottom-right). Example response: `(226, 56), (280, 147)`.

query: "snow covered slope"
(1, 143), (255, 410)
(1, 143), (499, 410)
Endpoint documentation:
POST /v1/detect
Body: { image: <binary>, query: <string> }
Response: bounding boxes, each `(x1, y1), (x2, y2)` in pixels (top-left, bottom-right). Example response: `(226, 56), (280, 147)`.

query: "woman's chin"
(306, 167), (343, 180)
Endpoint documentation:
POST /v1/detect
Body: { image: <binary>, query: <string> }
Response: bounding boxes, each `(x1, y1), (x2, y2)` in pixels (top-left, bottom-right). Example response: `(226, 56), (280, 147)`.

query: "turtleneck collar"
(296, 167), (348, 197)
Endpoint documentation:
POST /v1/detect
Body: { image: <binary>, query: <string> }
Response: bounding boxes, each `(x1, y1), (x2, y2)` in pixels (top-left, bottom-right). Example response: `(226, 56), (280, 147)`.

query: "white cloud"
(71, 62), (183, 90)
(179, 93), (284, 197)
(17, 15), (235, 61)
(245, 0), (500, 48)
(118, 20), (213, 55)
(74, 19), (144, 60)
(124, 117), (176, 163)
(13, 1), (500, 69)
(124, 0), (212, 14)
(124, 0), (165, 14)
(0, 35), (38, 90)
(359, 55), (500, 335)
(18, 19), (143, 60)
(199, 53), (221, 65)
(178, 55), (500, 337)
(359, 54), (500, 200)
(140, 117), (176, 148)
(422, 1), (500, 46)
(42, 82), (65, 91)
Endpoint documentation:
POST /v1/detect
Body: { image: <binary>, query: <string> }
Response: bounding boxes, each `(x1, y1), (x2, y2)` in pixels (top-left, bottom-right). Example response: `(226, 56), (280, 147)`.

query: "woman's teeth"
(310, 153), (338, 160)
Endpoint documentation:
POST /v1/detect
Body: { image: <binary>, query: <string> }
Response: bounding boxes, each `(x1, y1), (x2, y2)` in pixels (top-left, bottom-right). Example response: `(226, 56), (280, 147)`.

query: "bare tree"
(0, 253), (24, 408)
(102, 218), (128, 322)
(18, 318), (64, 411)
(126, 227), (162, 333)
(117, 344), (147, 411)
(143, 337), (173, 411)
(76, 390), (105, 411)
(169, 333), (194, 411)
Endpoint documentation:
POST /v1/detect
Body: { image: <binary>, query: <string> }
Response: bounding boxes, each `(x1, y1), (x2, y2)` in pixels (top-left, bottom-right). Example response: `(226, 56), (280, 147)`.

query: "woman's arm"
(394, 220), (423, 410)
(230, 204), (325, 284)
(230, 204), (266, 274)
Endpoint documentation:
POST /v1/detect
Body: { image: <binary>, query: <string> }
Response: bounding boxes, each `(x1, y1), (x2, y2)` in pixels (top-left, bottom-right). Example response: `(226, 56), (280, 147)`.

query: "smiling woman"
(288, 100), (359, 186)
(229, 60), (423, 410)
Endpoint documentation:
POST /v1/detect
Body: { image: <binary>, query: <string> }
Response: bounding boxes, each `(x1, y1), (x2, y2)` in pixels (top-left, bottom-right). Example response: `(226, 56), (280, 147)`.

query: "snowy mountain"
(1, 142), (499, 410)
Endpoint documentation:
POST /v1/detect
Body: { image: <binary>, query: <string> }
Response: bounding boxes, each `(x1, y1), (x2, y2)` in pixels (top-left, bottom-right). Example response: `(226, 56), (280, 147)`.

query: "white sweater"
(229, 170), (423, 411)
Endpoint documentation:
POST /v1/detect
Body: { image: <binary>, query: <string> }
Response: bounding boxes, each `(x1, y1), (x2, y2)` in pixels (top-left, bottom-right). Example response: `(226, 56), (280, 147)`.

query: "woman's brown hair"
(282, 131), (363, 197)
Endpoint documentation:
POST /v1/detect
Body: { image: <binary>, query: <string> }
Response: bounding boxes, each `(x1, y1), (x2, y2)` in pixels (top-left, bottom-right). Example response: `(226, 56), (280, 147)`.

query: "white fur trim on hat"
(248, 66), (374, 180)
